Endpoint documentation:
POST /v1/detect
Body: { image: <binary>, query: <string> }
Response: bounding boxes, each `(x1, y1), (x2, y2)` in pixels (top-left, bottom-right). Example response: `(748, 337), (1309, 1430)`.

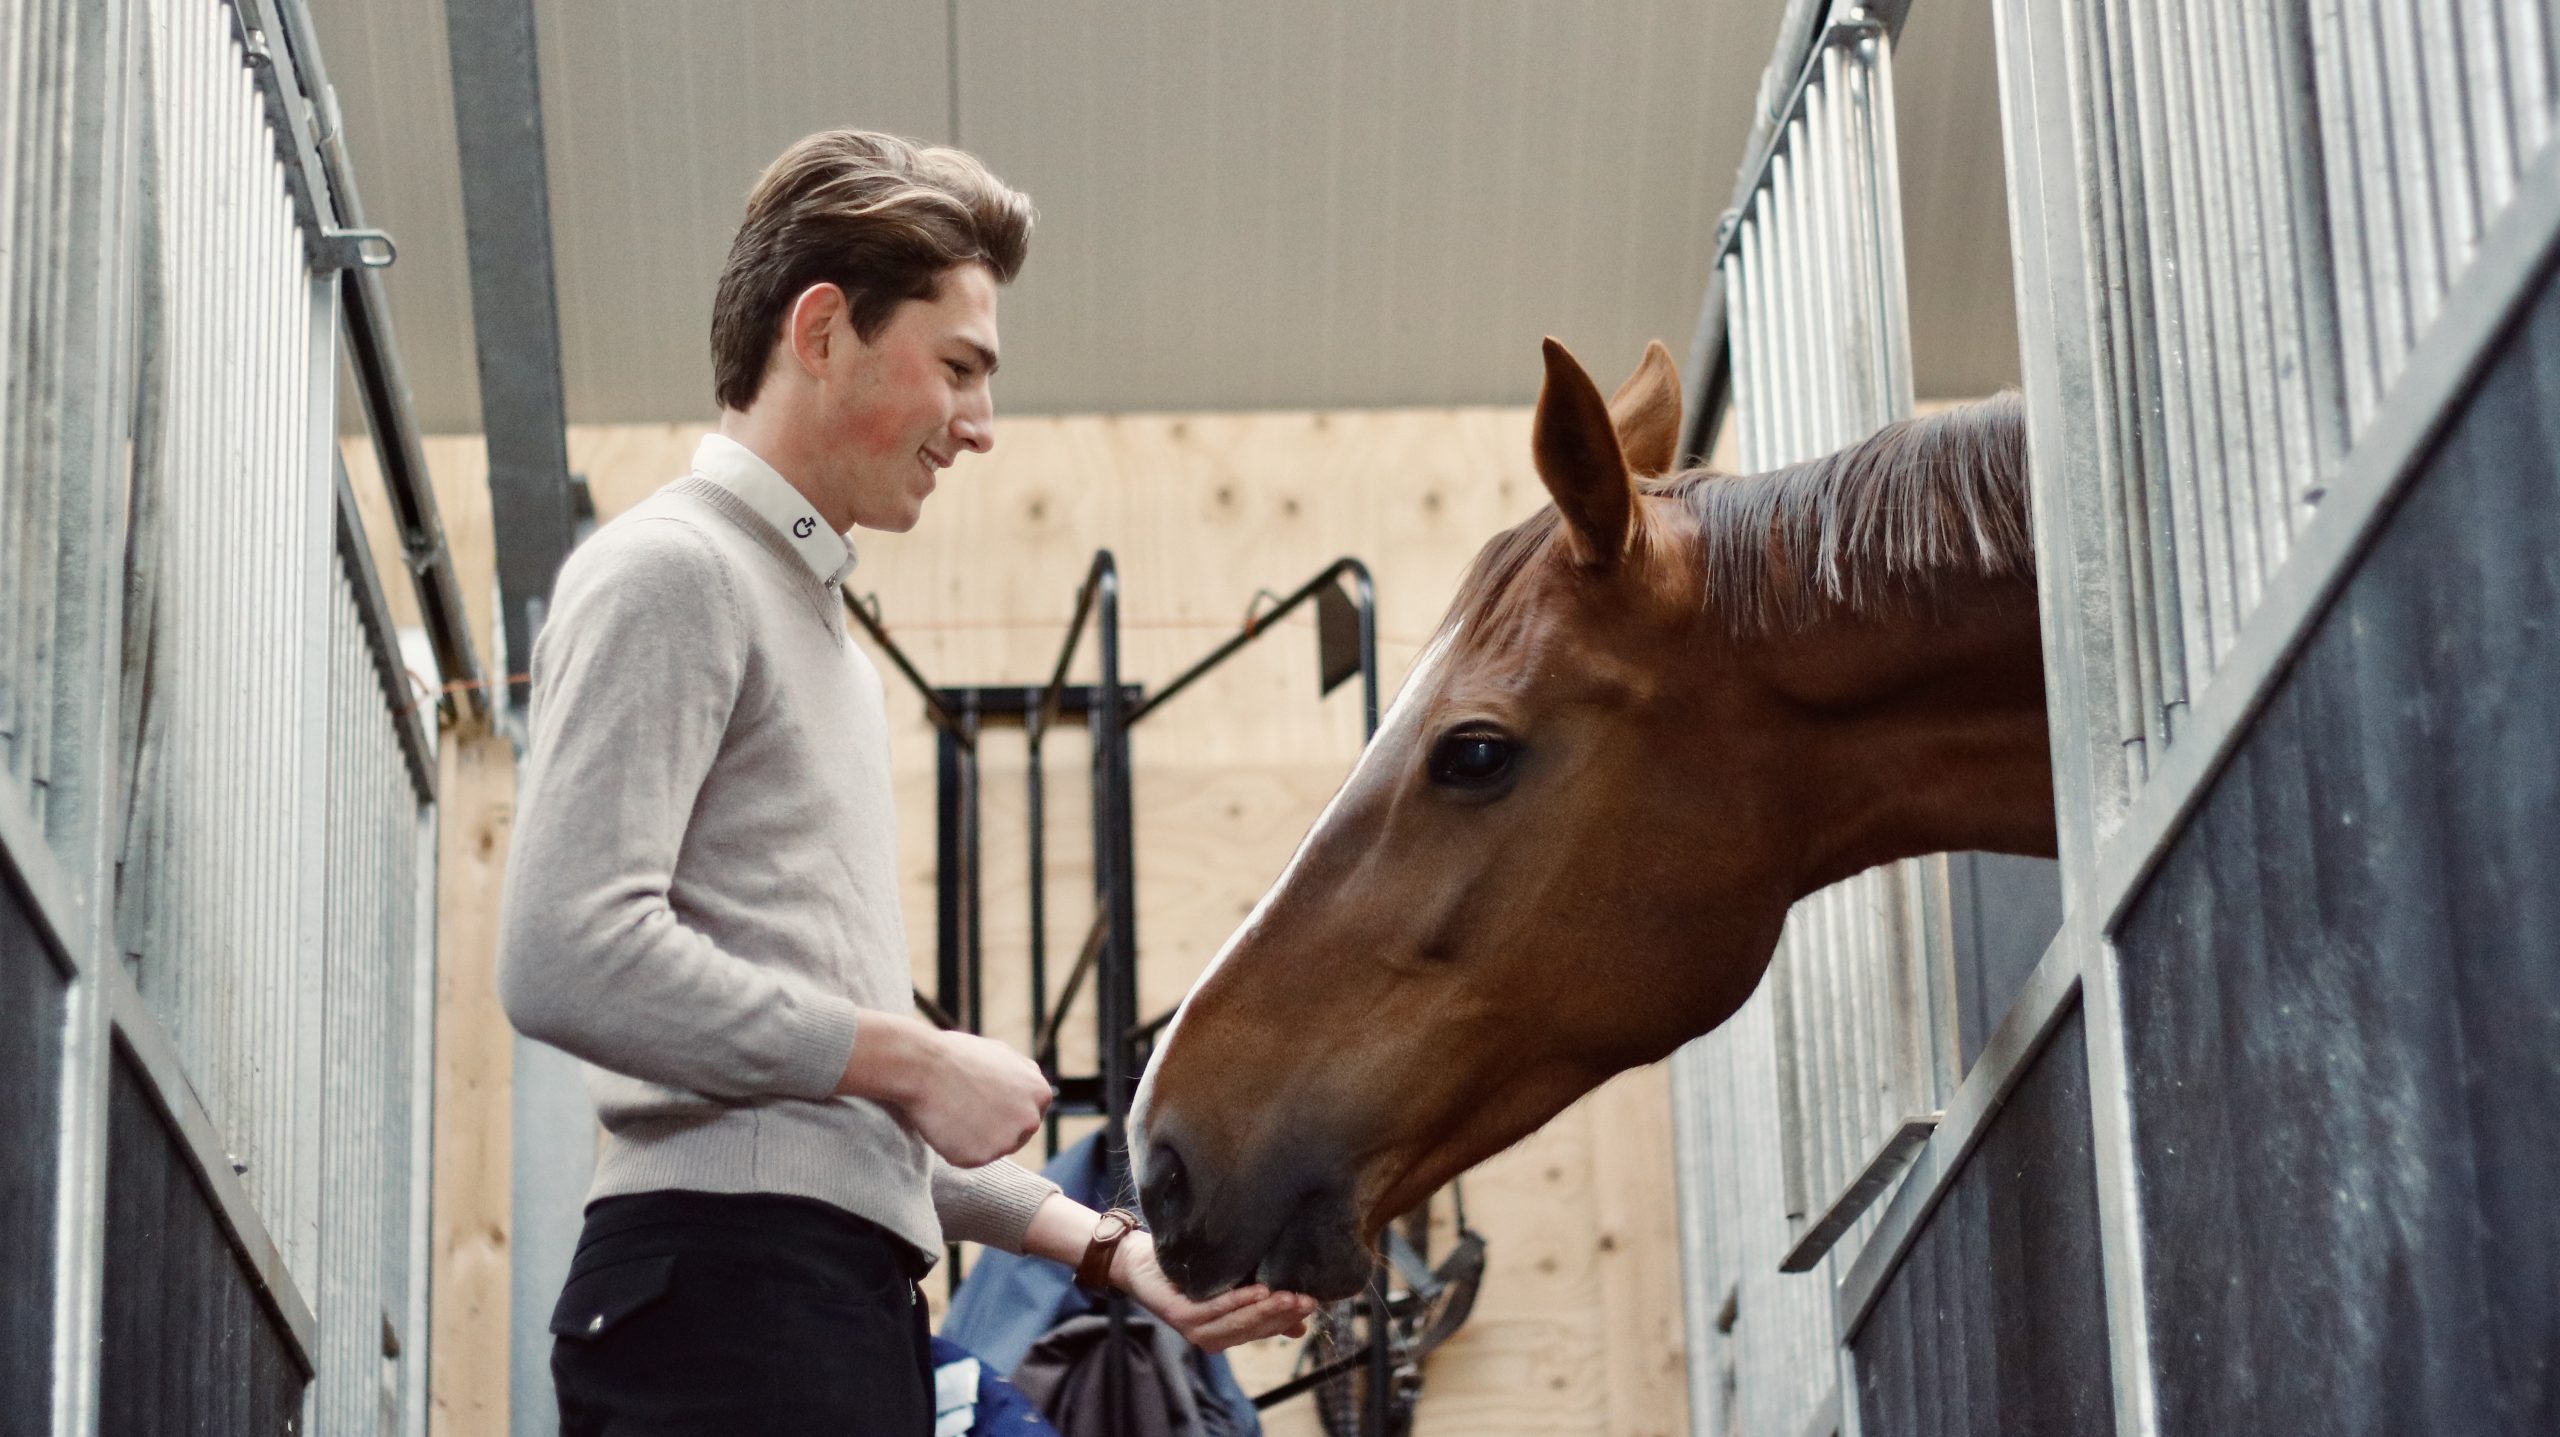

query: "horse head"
(1131, 340), (2054, 1302)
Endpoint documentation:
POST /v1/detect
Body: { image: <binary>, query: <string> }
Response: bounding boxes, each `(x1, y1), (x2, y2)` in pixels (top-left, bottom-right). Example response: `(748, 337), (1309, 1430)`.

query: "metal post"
(936, 721), (966, 1026)
(1026, 698), (1061, 1158)
(443, 0), (578, 720)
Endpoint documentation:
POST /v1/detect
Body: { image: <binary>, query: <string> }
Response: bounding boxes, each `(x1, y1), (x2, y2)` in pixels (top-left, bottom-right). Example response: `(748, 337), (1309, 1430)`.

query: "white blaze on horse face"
(1129, 623), (1461, 1184)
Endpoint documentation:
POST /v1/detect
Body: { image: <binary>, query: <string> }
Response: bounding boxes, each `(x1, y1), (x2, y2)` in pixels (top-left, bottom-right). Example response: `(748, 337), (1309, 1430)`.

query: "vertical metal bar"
(1090, 553), (1134, 1437)
(1994, 1), (2161, 1430)
(1769, 144), (1804, 463)
(2121, 0), (2215, 698)
(2183, 0), (2266, 621)
(960, 702), (984, 1036)
(49, 0), (139, 1422)
(2304, 0), (2382, 429)
(2077, 0), (2161, 778)
(1025, 704), (1059, 1159)
(1801, 58), (1846, 449)
(1739, 215), (1771, 468)
(2158, 0), (2243, 664)
(2500, 0), (2551, 169)
(934, 720), (964, 1024)
(2375, 0), (2452, 340)
(408, 801), (439, 1437)
(2457, 0), (2517, 225)
(1721, 249), (1754, 472)
(1769, 926), (1809, 1223)
(2336, 0), (2416, 403)
(1859, 30), (1916, 421)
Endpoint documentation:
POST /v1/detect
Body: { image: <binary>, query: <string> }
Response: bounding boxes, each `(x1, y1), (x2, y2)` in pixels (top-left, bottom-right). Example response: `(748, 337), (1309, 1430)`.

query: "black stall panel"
(2118, 260), (2560, 1437)
(1854, 1009), (2115, 1437)
(98, 1055), (305, 1435)
(0, 881), (62, 1417)
(1947, 852), (2065, 1072)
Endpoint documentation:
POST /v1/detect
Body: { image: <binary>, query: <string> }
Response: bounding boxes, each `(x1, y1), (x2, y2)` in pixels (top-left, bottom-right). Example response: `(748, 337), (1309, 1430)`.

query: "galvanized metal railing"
(1668, 11), (1958, 1437)
(2, 0), (461, 1428)
(2034, 0), (2555, 793)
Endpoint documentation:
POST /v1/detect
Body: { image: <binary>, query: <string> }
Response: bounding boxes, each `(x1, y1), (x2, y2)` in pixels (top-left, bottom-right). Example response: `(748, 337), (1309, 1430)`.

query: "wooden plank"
(430, 719), (516, 1437)
(1590, 1066), (1693, 1437)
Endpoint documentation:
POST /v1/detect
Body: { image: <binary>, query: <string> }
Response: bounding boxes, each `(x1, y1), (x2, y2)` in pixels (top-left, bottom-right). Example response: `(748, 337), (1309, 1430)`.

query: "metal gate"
(0, 0), (477, 1431)
(1671, 2), (2560, 1434)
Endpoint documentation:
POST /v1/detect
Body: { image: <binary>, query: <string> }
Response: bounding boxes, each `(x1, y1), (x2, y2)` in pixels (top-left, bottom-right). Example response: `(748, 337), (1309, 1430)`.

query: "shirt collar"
(691, 433), (857, 586)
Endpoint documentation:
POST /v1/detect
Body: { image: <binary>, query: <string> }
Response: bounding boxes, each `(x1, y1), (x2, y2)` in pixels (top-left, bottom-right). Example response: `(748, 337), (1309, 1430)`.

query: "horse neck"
(1739, 568), (2056, 895)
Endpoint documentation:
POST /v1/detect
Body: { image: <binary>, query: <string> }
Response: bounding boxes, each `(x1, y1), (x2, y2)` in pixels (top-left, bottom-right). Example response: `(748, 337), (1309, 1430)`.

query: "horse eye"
(1428, 732), (1515, 789)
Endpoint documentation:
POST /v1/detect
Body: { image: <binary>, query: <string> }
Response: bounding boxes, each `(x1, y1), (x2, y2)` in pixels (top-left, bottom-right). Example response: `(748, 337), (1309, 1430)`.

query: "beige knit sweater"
(498, 475), (1056, 1263)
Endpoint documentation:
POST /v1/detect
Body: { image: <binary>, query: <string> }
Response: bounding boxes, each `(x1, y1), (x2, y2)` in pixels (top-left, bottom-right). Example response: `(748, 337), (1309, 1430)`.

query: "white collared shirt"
(690, 433), (857, 587)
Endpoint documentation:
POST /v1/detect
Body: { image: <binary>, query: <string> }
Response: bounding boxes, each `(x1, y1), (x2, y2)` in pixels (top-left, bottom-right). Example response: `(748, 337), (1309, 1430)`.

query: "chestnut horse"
(1130, 338), (2056, 1302)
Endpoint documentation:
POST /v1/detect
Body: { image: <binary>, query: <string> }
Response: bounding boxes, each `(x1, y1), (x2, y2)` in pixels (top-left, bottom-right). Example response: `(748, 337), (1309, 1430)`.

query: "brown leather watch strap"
(1075, 1208), (1142, 1292)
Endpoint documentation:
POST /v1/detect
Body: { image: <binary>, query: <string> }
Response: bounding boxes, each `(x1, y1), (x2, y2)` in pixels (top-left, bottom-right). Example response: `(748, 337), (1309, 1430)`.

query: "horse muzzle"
(1136, 1122), (1377, 1303)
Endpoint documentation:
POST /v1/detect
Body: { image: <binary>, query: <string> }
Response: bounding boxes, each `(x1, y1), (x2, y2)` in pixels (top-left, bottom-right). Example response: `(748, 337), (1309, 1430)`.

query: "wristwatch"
(1075, 1208), (1143, 1293)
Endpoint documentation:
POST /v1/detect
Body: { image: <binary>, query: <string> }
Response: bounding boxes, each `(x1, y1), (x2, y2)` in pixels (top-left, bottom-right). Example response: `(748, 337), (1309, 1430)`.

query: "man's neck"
(717, 406), (850, 533)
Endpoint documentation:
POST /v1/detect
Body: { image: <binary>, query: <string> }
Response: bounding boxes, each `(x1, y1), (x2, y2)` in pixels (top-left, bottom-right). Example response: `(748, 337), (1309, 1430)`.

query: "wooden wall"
(355, 398), (1700, 1437)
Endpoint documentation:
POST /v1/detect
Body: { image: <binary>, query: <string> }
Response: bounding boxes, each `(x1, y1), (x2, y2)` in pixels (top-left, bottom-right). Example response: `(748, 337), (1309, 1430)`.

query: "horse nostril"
(1140, 1141), (1190, 1231)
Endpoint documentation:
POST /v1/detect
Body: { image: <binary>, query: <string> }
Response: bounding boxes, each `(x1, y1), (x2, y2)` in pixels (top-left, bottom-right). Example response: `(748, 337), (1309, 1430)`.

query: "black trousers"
(548, 1189), (936, 1436)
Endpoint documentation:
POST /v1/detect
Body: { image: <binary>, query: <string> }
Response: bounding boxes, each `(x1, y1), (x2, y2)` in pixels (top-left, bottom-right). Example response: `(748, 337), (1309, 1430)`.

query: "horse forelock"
(1662, 392), (2033, 633)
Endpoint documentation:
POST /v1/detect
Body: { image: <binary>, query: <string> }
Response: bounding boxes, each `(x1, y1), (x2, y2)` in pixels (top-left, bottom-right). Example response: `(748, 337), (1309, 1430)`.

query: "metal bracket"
(1779, 1112), (1940, 1272)
(313, 227), (397, 272)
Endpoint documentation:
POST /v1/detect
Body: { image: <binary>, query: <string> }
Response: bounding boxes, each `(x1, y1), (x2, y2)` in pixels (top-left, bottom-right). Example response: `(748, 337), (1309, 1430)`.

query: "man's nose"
(952, 392), (993, 454)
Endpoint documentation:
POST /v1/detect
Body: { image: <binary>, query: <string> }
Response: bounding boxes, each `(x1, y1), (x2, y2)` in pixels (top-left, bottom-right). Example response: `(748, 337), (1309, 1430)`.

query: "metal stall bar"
(1670, 9), (1967, 1435)
(233, 0), (485, 719)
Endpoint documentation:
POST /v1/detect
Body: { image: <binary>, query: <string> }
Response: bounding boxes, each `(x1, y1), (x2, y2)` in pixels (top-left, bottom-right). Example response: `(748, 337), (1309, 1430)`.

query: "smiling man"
(498, 130), (1311, 1435)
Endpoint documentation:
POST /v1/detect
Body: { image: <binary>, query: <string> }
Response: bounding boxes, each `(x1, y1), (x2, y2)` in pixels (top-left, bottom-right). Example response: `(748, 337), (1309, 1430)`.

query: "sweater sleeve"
(930, 1155), (1063, 1253)
(497, 518), (860, 1101)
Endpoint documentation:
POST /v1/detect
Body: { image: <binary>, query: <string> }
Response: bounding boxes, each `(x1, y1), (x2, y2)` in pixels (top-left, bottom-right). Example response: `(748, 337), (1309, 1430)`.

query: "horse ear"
(1607, 340), (1684, 480)
(1533, 337), (1636, 571)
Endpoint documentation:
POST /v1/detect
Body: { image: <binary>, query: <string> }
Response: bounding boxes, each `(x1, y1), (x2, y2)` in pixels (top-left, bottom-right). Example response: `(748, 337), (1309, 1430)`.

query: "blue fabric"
(932, 1336), (1059, 1437)
(941, 1134), (1261, 1435)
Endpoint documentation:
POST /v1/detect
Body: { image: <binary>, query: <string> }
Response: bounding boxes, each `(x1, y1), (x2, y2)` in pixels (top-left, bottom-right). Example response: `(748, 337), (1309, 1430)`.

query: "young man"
(498, 130), (1312, 1434)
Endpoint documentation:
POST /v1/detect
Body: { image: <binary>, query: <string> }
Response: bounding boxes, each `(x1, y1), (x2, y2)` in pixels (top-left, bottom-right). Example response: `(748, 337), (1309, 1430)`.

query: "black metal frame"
(845, 553), (1403, 1431)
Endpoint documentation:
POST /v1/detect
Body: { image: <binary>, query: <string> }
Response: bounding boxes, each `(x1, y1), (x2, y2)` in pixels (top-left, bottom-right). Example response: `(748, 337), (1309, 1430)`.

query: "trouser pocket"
(549, 1255), (677, 1343)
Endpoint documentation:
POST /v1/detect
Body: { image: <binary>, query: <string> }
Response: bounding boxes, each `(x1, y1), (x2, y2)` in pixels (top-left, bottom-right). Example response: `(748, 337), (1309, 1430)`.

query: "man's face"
(817, 261), (999, 532)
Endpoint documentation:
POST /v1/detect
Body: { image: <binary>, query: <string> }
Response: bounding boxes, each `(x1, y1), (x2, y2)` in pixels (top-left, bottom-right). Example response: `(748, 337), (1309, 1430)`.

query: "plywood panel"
(522, 401), (1688, 1437)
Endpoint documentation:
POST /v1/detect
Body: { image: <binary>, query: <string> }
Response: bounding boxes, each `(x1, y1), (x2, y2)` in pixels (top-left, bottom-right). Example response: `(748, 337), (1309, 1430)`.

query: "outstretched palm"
(1113, 1231), (1316, 1354)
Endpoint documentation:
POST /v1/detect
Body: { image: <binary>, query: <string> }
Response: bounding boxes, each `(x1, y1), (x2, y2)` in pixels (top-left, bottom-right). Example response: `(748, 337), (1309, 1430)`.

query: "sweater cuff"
(932, 1158), (1062, 1254)
(775, 991), (862, 1101)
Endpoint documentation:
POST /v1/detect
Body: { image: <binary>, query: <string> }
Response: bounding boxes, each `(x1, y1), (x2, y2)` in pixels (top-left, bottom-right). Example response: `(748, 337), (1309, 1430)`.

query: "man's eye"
(948, 361), (971, 380)
(1428, 732), (1516, 789)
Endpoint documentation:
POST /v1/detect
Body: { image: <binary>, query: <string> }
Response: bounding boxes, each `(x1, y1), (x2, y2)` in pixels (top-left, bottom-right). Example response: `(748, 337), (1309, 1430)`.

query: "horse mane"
(1445, 392), (2032, 638)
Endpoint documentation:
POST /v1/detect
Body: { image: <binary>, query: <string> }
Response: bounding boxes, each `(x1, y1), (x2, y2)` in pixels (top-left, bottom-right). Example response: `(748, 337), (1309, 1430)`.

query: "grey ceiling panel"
(956, 0), (1764, 416)
(1894, 0), (2022, 400)
(531, 0), (953, 425)
(301, 0), (2012, 429)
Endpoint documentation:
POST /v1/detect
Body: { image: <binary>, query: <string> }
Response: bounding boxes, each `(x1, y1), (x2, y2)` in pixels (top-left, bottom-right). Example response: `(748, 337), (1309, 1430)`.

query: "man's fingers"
(1189, 1293), (1309, 1352)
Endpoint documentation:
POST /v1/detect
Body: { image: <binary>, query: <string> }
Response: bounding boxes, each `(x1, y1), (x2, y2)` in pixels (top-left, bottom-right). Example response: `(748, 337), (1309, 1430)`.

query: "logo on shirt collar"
(792, 517), (817, 539)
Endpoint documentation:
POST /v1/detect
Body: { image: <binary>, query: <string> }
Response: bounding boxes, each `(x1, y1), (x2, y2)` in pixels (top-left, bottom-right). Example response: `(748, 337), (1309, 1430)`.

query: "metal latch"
(315, 228), (398, 272)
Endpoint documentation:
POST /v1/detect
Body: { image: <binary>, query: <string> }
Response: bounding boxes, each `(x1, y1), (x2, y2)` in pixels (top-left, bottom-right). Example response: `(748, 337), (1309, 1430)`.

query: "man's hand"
(1113, 1230), (1316, 1354)
(837, 1011), (1051, 1167)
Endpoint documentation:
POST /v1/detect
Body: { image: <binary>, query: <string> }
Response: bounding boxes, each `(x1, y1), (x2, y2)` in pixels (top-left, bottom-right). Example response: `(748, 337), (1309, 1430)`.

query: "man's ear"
(1533, 337), (1637, 571)
(786, 282), (850, 376)
(1607, 340), (1684, 480)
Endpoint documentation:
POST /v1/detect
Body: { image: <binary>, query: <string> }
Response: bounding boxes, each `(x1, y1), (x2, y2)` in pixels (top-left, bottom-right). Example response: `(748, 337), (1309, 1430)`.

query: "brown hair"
(711, 130), (1033, 411)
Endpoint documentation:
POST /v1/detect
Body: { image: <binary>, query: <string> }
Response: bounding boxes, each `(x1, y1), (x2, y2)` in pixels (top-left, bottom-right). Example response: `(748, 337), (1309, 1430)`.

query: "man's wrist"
(1076, 1208), (1143, 1292)
(836, 1008), (937, 1104)
(1107, 1227), (1151, 1292)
